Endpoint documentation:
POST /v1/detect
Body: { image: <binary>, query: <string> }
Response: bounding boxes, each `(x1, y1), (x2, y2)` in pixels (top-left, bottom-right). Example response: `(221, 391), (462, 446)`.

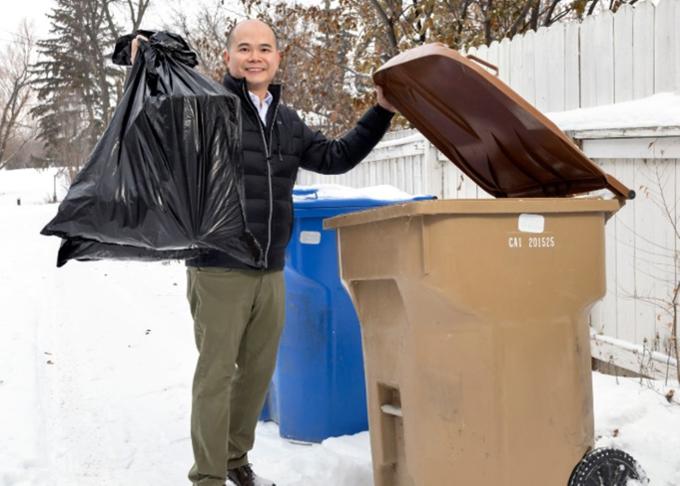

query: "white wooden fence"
(296, 0), (680, 379)
(590, 156), (678, 380)
(465, 0), (678, 112)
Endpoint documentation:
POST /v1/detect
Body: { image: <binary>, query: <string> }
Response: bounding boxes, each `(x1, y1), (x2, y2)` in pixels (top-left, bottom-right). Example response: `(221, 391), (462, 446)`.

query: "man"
(133, 19), (395, 486)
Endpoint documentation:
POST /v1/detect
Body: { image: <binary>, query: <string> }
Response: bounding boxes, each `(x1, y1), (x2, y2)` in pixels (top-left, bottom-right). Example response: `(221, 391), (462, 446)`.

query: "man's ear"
(222, 48), (230, 67)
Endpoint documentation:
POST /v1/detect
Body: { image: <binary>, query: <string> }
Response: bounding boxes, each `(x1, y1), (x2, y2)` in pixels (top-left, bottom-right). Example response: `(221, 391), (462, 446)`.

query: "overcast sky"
(0, 0), (252, 51)
(0, 0), (54, 48)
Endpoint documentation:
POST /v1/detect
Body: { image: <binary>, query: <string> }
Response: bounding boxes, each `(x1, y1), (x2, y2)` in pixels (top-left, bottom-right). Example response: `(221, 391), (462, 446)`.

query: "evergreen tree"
(31, 0), (150, 174)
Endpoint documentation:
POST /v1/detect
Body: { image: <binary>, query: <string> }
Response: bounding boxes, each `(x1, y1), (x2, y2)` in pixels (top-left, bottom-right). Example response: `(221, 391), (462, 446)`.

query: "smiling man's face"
(223, 20), (282, 98)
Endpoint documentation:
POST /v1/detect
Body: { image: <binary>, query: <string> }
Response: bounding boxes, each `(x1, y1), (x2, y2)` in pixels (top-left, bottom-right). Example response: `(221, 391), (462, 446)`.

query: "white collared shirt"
(248, 91), (273, 125)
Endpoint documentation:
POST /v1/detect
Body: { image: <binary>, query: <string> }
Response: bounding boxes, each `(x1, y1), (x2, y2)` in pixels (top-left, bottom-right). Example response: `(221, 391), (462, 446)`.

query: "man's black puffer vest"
(186, 75), (394, 270)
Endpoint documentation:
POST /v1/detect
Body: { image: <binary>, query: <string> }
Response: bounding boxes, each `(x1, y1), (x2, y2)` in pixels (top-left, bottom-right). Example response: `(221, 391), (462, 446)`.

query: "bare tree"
(167, 0), (236, 81)
(165, 0), (644, 138)
(633, 160), (680, 385)
(0, 21), (35, 170)
(361, 0), (641, 51)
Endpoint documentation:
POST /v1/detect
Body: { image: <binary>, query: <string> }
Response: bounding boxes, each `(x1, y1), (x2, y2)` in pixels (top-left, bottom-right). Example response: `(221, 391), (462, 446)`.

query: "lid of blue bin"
(293, 186), (432, 209)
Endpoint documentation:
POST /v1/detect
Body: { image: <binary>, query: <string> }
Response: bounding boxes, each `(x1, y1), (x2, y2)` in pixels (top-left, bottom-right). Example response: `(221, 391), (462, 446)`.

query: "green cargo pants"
(186, 267), (285, 486)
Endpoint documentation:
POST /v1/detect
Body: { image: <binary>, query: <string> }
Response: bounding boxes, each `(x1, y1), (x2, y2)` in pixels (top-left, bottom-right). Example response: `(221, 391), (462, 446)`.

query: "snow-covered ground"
(1, 169), (679, 485)
(0, 168), (69, 207)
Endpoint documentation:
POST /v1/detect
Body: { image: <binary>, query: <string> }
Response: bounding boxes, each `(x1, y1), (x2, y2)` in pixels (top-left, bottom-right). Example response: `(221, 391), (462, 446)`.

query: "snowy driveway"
(1, 201), (678, 485)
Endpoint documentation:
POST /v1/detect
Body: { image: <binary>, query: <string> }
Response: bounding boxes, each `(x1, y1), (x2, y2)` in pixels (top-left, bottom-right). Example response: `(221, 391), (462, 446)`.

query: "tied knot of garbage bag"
(113, 30), (198, 68)
(113, 30), (199, 96)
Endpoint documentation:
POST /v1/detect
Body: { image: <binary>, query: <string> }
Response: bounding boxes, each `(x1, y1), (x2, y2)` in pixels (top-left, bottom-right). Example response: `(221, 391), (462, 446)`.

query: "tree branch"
(543, 0), (562, 26)
(587, 0), (600, 16)
(0, 20), (34, 169)
(505, 1), (534, 39)
(367, 0), (400, 57)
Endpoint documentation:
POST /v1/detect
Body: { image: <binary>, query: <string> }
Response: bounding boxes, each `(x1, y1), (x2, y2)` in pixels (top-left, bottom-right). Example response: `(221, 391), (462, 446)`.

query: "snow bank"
(293, 183), (424, 202)
(0, 168), (69, 206)
(593, 373), (680, 485)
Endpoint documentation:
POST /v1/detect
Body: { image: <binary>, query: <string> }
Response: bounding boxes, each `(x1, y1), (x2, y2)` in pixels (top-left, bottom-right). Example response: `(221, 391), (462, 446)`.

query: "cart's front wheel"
(568, 448), (648, 486)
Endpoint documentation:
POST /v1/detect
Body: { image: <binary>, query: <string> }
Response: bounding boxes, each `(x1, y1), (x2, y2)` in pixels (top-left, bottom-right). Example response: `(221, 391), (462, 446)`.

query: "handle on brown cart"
(466, 55), (499, 77)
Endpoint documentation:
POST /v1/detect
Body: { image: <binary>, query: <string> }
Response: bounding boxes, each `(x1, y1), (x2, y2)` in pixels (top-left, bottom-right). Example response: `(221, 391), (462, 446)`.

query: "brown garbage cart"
(325, 45), (645, 486)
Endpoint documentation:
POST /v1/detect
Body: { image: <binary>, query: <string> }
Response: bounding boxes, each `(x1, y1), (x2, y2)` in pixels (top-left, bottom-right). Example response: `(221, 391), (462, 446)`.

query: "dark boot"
(227, 464), (275, 486)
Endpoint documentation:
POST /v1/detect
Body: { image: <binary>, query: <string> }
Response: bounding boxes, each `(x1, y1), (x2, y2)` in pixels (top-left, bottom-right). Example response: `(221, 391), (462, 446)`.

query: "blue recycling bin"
(260, 187), (431, 442)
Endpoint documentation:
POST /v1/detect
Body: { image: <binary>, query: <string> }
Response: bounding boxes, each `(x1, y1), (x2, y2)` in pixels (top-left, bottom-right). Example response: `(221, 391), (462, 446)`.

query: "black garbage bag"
(41, 31), (262, 268)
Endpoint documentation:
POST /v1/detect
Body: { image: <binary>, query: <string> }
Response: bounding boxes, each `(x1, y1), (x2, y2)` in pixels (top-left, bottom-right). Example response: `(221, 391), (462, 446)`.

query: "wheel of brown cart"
(568, 447), (648, 485)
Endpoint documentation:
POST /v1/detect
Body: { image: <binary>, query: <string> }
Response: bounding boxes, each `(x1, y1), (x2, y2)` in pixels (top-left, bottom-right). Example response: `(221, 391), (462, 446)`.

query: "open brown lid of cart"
(373, 44), (634, 200)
